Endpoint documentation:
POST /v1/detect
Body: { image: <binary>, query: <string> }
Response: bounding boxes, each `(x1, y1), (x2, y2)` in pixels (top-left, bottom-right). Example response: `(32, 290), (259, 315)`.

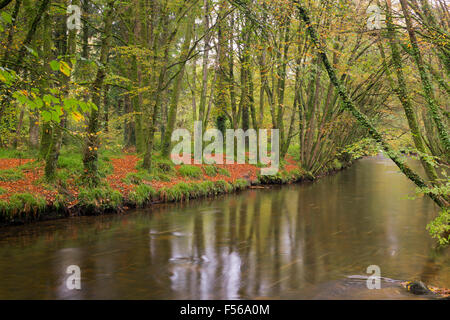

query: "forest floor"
(0, 151), (318, 224)
(0, 154), (300, 204)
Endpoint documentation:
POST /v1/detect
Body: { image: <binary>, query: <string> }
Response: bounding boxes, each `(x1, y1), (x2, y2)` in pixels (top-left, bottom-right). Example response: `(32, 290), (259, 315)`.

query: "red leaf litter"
(0, 159), (58, 202)
(0, 154), (301, 204)
(106, 154), (262, 194)
(106, 155), (139, 196)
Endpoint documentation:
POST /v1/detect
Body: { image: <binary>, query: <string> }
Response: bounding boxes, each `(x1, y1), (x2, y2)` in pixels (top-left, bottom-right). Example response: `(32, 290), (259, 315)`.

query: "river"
(0, 155), (448, 299)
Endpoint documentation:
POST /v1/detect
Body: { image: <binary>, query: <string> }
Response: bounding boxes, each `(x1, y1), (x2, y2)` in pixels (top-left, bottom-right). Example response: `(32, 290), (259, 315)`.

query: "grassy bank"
(0, 148), (359, 226)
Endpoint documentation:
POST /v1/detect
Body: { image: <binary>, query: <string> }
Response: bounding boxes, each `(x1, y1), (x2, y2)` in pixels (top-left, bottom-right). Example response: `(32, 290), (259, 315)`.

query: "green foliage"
(213, 180), (234, 193)
(332, 159), (343, 171)
(136, 155), (175, 174)
(11, 61), (95, 126)
(0, 187), (6, 195)
(123, 171), (152, 185)
(287, 144), (301, 161)
(53, 193), (69, 212)
(178, 165), (202, 179)
(159, 179), (239, 202)
(427, 208), (450, 246)
(258, 170), (292, 184)
(257, 168), (308, 184)
(78, 186), (123, 213)
(417, 181), (450, 198)
(155, 157), (176, 174)
(203, 165), (218, 177)
(123, 167), (174, 184)
(339, 138), (378, 161)
(0, 148), (37, 159)
(0, 169), (24, 182)
(57, 152), (113, 182)
(0, 193), (46, 222)
(0, 67), (16, 86)
(232, 179), (250, 191)
(159, 184), (186, 202)
(58, 154), (84, 172)
(217, 167), (231, 177)
(128, 184), (157, 207)
(289, 169), (306, 181)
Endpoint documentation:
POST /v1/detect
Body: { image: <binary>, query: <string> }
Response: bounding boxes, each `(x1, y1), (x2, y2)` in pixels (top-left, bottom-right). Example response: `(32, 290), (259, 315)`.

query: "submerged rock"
(404, 281), (432, 295)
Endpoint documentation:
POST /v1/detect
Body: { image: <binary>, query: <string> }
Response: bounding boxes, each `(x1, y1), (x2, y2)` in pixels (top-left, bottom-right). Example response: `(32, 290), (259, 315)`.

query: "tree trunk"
(82, 0), (114, 185)
(161, 12), (195, 158)
(398, 0), (450, 156)
(295, 1), (447, 208)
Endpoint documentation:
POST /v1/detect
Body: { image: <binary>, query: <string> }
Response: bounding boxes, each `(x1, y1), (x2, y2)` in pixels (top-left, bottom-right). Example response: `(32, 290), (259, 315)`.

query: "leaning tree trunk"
(380, 5), (439, 184)
(295, 1), (447, 208)
(398, 0), (450, 157)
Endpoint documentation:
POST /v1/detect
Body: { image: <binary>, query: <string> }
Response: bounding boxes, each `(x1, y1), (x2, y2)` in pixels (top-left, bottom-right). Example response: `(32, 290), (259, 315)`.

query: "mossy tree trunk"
(380, 4), (439, 184)
(161, 12), (195, 158)
(295, 1), (447, 208)
(82, 0), (115, 185)
(142, 10), (171, 170)
(198, 0), (211, 127)
(214, 0), (229, 135)
(398, 0), (450, 158)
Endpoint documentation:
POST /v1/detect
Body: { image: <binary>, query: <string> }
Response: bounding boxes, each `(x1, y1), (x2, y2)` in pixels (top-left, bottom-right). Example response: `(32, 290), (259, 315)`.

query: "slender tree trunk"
(398, 0), (450, 156)
(295, 1), (447, 208)
(214, 0), (229, 135)
(29, 111), (39, 149)
(381, 7), (439, 183)
(2, 0), (22, 64)
(161, 12), (195, 158)
(198, 0), (210, 125)
(82, 0), (114, 185)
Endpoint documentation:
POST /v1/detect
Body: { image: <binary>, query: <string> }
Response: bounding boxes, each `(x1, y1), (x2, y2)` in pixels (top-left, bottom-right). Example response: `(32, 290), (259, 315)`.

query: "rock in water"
(405, 281), (432, 295)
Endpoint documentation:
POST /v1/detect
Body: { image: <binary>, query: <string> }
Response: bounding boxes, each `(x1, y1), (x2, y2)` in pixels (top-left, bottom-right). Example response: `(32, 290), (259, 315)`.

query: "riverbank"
(0, 152), (357, 226)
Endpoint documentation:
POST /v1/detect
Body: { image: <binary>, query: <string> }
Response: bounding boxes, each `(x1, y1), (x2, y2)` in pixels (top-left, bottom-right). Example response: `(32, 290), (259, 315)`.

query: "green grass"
(136, 155), (175, 174)
(0, 148), (37, 159)
(203, 165), (218, 177)
(57, 152), (113, 183)
(218, 167), (231, 176)
(178, 165), (202, 179)
(258, 169), (306, 184)
(123, 170), (153, 185)
(0, 193), (46, 222)
(332, 159), (343, 171)
(53, 193), (70, 211)
(58, 154), (84, 172)
(128, 184), (157, 207)
(158, 179), (247, 203)
(154, 157), (175, 174)
(133, 155), (176, 182)
(0, 168), (24, 182)
(217, 167), (231, 177)
(78, 186), (123, 213)
(232, 179), (250, 190)
(123, 168), (173, 184)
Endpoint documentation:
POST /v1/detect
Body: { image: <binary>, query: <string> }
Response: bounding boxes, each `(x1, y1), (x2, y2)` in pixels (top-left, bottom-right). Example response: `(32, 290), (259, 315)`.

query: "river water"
(0, 155), (448, 299)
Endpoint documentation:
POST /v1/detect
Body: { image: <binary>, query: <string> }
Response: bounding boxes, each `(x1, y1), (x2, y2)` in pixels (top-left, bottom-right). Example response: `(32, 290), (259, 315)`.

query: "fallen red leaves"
(0, 158), (32, 170)
(106, 155), (139, 196)
(0, 154), (301, 205)
(0, 159), (58, 202)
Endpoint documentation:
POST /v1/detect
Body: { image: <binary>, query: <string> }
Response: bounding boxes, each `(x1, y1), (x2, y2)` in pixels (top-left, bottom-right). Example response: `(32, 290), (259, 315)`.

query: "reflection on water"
(0, 155), (448, 299)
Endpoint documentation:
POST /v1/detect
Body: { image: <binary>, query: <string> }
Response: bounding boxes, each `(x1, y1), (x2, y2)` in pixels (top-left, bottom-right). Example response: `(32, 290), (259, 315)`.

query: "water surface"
(0, 155), (448, 299)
